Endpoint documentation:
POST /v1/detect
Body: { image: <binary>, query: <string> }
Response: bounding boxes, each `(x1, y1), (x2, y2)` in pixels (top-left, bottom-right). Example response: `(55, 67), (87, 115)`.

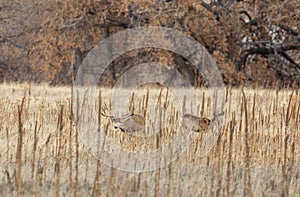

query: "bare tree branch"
(278, 24), (299, 36)
(106, 15), (131, 27)
(0, 36), (26, 49)
(238, 45), (300, 70)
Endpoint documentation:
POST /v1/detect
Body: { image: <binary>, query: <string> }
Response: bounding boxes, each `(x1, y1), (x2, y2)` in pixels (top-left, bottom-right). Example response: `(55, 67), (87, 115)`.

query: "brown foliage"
(0, 0), (299, 87)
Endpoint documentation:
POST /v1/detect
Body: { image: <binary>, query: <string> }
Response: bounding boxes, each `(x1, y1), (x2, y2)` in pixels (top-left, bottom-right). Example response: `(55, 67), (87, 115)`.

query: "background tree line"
(0, 0), (299, 87)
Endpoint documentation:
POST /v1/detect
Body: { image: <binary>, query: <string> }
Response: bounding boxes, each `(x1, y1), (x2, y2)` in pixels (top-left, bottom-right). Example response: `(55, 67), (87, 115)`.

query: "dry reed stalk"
(238, 93), (244, 160)
(157, 88), (163, 107)
(3, 168), (9, 194)
(31, 117), (41, 195)
(73, 90), (80, 196)
(67, 98), (73, 195)
(24, 128), (28, 165)
(251, 91), (256, 137)
(242, 89), (253, 197)
(296, 92), (300, 124)
(6, 127), (10, 169)
(4, 125), (11, 191)
(163, 88), (169, 110)
(91, 160), (101, 197)
(68, 79), (75, 194)
(200, 91), (205, 117)
(231, 112), (237, 163)
(143, 89), (149, 118)
(31, 120), (39, 180)
(291, 141), (295, 166)
(91, 90), (103, 196)
(55, 105), (64, 197)
(16, 97), (25, 196)
(167, 163), (172, 197)
(227, 88), (237, 162)
(154, 105), (162, 197)
(214, 122), (222, 197)
(226, 120), (234, 196)
(282, 134), (290, 196)
(92, 90), (103, 196)
(208, 165), (214, 196)
(84, 152), (89, 186)
(225, 86), (229, 102)
(282, 92), (293, 185)
(278, 111), (283, 164)
(74, 121), (79, 197)
(285, 90), (294, 127)
(75, 90), (80, 126)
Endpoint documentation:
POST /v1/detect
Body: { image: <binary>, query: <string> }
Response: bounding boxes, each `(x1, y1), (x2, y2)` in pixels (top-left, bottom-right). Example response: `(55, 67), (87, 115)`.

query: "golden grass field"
(0, 83), (299, 196)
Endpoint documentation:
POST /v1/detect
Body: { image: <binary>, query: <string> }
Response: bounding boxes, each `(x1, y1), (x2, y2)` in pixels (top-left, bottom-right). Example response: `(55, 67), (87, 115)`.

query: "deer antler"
(101, 103), (114, 118)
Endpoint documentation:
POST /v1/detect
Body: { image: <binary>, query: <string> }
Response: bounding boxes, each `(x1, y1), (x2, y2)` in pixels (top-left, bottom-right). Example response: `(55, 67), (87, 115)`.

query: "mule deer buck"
(101, 105), (145, 132)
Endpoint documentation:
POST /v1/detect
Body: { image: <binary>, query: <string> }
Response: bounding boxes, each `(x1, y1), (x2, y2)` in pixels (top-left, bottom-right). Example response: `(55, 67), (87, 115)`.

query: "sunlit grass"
(0, 84), (299, 196)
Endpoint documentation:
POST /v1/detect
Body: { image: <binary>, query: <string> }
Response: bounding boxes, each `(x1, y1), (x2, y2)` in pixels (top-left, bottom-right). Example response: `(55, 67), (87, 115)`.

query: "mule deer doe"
(180, 114), (211, 132)
(180, 112), (224, 132)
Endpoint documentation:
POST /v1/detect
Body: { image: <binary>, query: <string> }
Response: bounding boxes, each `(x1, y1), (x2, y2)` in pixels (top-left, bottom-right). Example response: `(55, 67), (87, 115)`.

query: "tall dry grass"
(0, 83), (299, 196)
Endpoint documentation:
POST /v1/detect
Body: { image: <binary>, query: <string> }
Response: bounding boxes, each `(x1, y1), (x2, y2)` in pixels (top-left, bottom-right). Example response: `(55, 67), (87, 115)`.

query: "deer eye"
(112, 118), (119, 123)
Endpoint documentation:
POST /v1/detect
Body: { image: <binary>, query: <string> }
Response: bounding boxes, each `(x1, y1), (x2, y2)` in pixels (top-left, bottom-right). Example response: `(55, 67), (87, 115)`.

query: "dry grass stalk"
(242, 89), (253, 197)
(285, 90), (294, 126)
(55, 105), (64, 197)
(16, 97), (25, 196)
(67, 98), (73, 195)
(74, 125), (79, 197)
(226, 121), (235, 196)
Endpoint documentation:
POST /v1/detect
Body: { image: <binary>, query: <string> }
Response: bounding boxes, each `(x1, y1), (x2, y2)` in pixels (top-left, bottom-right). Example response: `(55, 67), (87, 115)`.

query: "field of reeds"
(0, 83), (299, 196)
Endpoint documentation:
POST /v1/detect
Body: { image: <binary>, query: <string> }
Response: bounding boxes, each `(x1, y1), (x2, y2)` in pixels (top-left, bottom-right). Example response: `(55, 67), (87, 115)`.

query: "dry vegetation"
(0, 83), (299, 196)
(1, 0), (299, 86)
